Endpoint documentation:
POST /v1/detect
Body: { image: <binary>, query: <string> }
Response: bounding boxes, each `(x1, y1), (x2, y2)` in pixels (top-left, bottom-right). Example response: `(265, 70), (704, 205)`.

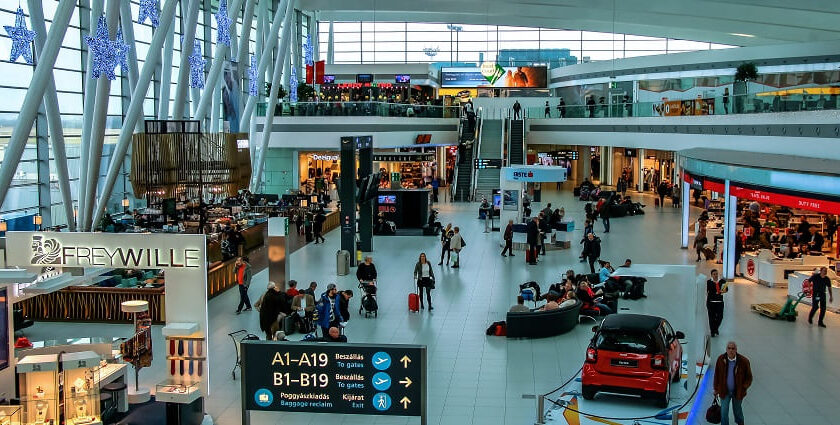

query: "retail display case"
(155, 379), (201, 404)
(17, 354), (59, 425)
(61, 351), (101, 425)
(0, 405), (22, 425)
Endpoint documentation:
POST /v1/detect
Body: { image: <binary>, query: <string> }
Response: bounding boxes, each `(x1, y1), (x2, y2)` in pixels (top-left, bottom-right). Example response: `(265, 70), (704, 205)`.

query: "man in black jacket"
(526, 217), (540, 265)
(501, 219), (514, 257)
(313, 209), (326, 243)
(582, 233), (601, 273)
(808, 266), (834, 328)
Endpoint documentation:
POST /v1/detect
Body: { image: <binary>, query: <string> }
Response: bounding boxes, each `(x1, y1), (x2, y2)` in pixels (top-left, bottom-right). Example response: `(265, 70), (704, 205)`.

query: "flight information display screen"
(241, 341), (426, 418)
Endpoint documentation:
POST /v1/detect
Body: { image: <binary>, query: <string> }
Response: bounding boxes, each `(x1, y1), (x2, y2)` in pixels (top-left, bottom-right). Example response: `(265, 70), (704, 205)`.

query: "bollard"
(672, 409), (679, 425)
(535, 394), (545, 425)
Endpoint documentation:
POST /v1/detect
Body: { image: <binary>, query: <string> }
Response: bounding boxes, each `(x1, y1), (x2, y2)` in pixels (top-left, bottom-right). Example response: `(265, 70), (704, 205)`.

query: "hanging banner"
(222, 60), (241, 133)
(730, 185), (840, 215)
(306, 60), (325, 84)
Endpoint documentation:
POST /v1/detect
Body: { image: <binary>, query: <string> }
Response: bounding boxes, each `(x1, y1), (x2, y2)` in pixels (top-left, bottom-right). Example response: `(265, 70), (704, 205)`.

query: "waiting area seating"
(506, 300), (582, 338)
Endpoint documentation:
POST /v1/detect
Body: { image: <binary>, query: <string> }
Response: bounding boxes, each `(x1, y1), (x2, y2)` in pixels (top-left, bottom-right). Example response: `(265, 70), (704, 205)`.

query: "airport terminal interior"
(1, 1), (840, 425)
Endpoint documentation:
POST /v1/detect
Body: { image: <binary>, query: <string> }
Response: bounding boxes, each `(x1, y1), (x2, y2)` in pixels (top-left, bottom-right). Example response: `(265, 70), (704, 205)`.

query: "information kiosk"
(498, 165), (568, 246)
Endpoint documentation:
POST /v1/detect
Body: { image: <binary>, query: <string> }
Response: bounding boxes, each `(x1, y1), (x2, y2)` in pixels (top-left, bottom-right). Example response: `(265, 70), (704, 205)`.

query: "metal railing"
(526, 92), (840, 119)
(469, 107), (484, 202)
(256, 101), (462, 118)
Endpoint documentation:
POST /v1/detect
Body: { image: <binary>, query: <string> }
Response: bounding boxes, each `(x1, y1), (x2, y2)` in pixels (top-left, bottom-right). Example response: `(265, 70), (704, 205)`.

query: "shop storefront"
(298, 151), (340, 194)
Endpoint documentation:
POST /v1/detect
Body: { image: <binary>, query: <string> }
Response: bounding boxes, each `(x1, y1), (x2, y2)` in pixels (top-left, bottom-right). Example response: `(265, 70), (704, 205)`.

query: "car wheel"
(581, 385), (596, 400)
(657, 382), (670, 408)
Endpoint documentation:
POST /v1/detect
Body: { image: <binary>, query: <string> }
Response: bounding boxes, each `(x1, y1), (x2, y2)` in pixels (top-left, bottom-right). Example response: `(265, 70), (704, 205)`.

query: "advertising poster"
(222, 60), (241, 133)
(441, 66), (547, 88)
(503, 190), (519, 211)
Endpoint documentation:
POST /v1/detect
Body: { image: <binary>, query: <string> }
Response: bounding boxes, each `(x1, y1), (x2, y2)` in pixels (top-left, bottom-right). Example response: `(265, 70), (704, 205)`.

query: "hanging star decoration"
(85, 16), (120, 80)
(4, 6), (37, 65)
(188, 39), (206, 88)
(248, 54), (258, 96)
(216, 0), (231, 46)
(289, 65), (298, 103)
(304, 34), (313, 66)
(114, 28), (131, 74)
(137, 0), (160, 28)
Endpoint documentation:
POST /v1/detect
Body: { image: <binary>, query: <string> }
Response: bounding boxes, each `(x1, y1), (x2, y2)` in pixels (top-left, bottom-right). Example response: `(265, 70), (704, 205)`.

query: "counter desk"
(741, 249), (831, 287)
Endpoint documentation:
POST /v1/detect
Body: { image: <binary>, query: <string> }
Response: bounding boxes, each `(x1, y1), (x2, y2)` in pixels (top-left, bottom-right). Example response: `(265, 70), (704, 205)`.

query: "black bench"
(506, 300), (582, 338)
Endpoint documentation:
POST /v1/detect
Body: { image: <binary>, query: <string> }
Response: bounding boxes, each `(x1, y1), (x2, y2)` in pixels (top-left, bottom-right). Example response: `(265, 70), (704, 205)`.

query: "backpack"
(519, 281), (541, 300)
(485, 321), (507, 336)
(626, 278), (646, 300)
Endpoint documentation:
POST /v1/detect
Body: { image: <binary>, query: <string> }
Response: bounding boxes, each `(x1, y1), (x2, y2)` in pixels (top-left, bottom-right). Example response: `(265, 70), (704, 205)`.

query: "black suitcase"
(574, 187), (581, 197)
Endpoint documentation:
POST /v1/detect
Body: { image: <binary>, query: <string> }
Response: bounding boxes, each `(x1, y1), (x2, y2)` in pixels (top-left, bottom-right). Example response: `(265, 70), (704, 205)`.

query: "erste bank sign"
(6, 232), (205, 270)
(504, 166), (567, 183)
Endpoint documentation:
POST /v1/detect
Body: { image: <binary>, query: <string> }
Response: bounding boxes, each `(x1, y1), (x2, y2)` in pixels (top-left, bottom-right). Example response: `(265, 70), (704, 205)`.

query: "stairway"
(453, 144), (474, 202)
(474, 119), (503, 201)
(509, 119), (525, 165)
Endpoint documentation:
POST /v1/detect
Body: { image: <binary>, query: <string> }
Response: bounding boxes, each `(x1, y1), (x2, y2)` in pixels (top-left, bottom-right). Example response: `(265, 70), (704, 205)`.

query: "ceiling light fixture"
(730, 33), (755, 38)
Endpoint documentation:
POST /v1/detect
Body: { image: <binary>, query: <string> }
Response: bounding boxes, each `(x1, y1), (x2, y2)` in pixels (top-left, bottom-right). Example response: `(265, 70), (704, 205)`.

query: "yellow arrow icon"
(400, 396), (411, 409)
(400, 355), (411, 368)
(399, 377), (412, 388)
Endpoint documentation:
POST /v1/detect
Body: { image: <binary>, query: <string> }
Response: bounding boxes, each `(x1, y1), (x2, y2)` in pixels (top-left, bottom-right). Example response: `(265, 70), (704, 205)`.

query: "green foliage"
(297, 83), (316, 101)
(734, 63), (758, 81)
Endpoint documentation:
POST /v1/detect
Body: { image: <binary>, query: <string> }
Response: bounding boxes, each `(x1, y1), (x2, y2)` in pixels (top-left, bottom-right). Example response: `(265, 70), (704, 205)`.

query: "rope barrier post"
(535, 394), (545, 425)
(672, 409), (679, 425)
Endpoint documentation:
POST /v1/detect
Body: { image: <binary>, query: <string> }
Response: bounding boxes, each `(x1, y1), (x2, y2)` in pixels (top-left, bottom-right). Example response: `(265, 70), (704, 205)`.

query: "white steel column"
(82, 0), (121, 230)
(637, 148), (645, 191)
(119, 0), (142, 132)
(157, 15), (175, 119)
(723, 180), (737, 280)
(210, 83), (220, 132)
(195, 0), (245, 123)
(284, 11), (297, 89)
(28, 0), (75, 230)
(251, 0), (295, 191)
(326, 21), (334, 64)
(239, 0), (289, 132)
(78, 0), (103, 229)
(172, 0), (201, 120)
(92, 0), (179, 228)
(311, 18), (320, 62)
(236, 0), (257, 118)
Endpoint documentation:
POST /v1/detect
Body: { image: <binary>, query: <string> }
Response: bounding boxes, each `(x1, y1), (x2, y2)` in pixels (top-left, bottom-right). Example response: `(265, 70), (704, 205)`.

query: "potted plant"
(733, 62), (758, 113)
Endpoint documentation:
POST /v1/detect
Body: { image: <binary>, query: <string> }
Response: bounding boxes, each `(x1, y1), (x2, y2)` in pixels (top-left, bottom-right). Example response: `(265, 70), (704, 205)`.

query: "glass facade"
(0, 0), (266, 227)
(319, 21), (737, 66)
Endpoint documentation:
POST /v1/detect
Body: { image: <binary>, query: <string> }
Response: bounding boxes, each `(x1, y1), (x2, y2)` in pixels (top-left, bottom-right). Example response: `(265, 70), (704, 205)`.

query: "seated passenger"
(558, 291), (577, 309)
(322, 326), (347, 342)
(598, 261), (614, 282)
(286, 279), (300, 297)
(539, 294), (560, 311)
(509, 295), (531, 313)
(577, 282), (614, 315)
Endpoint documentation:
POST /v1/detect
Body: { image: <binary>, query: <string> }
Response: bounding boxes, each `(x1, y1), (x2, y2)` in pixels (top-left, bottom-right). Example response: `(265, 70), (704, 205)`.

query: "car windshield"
(596, 330), (657, 354)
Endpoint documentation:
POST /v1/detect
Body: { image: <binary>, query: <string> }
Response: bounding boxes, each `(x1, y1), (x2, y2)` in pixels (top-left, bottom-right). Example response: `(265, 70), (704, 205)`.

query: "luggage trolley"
(228, 330), (260, 379)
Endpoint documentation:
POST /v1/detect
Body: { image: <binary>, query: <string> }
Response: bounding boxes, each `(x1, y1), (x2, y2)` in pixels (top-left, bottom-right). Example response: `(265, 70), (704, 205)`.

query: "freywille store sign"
(7, 232), (204, 270)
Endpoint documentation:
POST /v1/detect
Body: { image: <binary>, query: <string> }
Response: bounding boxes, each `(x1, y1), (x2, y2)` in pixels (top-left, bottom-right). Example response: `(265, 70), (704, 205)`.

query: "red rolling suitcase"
(408, 292), (420, 312)
(526, 249), (536, 264)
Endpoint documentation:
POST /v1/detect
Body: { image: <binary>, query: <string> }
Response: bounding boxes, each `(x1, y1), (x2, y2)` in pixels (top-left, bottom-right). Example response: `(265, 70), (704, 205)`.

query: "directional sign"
(474, 158), (503, 169)
(240, 341), (426, 420)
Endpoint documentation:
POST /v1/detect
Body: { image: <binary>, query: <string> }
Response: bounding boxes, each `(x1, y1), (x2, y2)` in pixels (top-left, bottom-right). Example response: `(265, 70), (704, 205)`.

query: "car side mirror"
(591, 325), (599, 333)
(674, 331), (685, 340)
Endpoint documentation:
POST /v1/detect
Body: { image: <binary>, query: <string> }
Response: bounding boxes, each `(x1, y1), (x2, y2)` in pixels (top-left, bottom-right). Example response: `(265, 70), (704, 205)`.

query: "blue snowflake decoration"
(85, 16), (119, 80)
(137, 0), (160, 28)
(188, 39), (206, 88)
(289, 65), (298, 103)
(114, 28), (131, 73)
(4, 6), (37, 65)
(304, 34), (313, 66)
(248, 54), (258, 96)
(215, 0), (231, 46)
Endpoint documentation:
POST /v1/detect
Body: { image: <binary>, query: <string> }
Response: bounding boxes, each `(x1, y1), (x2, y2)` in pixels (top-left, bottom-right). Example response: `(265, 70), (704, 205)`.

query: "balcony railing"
(257, 101), (463, 119)
(526, 92), (840, 119)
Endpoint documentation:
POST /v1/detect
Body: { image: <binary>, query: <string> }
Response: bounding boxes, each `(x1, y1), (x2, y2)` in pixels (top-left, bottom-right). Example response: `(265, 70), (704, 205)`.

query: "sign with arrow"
(239, 341), (426, 423)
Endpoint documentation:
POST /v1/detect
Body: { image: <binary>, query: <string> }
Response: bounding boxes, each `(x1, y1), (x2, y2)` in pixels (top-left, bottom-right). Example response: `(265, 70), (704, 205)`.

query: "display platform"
(543, 357), (705, 425)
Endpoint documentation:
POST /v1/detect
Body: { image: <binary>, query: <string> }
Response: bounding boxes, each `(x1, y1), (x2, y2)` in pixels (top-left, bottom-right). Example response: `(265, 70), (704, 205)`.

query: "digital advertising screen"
(441, 66), (547, 88)
(240, 341), (426, 418)
(378, 195), (397, 205)
(322, 75), (336, 84)
(356, 74), (373, 83)
(395, 74), (411, 83)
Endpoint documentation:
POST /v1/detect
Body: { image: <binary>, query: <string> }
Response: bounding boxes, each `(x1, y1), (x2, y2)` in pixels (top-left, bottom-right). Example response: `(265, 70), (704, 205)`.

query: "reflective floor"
(22, 189), (839, 425)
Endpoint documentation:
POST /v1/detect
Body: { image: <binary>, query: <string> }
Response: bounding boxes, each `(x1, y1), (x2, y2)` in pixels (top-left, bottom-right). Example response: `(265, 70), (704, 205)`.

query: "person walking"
(586, 96), (596, 118)
(601, 202), (611, 233)
(234, 256), (253, 314)
(557, 97), (566, 118)
(706, 269), (728, 337)
(808, 266), (834, 328)
(316, 283), (343, 336)
(582, 233), (601, 273)
(512, 100), (522, 119)
(439, 224), (453, 265)
(544, 100), (551, 118)
(413, 253), (436, 310)
(313, 208), (326, 243)
(501, 219), (514, 257)
(694, 226), (708, 262)
(713, 341), (753, 425)
(449, 227), (465, 268)
(722, 87), (730, 114)
(258, 282), (285, 340)
(616, 177), (627, 197)
(656, 181), (670, 208)
(526, 217), (540, 265)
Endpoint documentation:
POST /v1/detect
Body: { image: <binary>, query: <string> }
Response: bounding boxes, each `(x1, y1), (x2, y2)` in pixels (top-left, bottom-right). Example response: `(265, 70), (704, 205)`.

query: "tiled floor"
(21, 189), (839, 425)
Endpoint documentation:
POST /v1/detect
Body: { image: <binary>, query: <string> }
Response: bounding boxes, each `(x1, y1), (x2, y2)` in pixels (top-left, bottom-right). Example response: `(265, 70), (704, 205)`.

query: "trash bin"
(337, 250), (350, 276)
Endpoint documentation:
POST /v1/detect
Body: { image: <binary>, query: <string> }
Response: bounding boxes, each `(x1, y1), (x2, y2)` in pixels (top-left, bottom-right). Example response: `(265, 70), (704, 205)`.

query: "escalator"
(473, 118), (503, 201)
(452, 112), (480, 202)
(509, 119), (525, 165)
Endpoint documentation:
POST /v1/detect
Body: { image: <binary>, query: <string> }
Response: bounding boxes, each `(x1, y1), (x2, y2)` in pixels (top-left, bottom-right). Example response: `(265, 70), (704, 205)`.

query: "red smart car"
(582, 314), (684, 407)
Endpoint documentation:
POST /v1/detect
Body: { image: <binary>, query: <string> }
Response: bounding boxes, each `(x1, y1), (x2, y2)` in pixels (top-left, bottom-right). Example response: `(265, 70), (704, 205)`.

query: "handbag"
(705, 397), (721, 424)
